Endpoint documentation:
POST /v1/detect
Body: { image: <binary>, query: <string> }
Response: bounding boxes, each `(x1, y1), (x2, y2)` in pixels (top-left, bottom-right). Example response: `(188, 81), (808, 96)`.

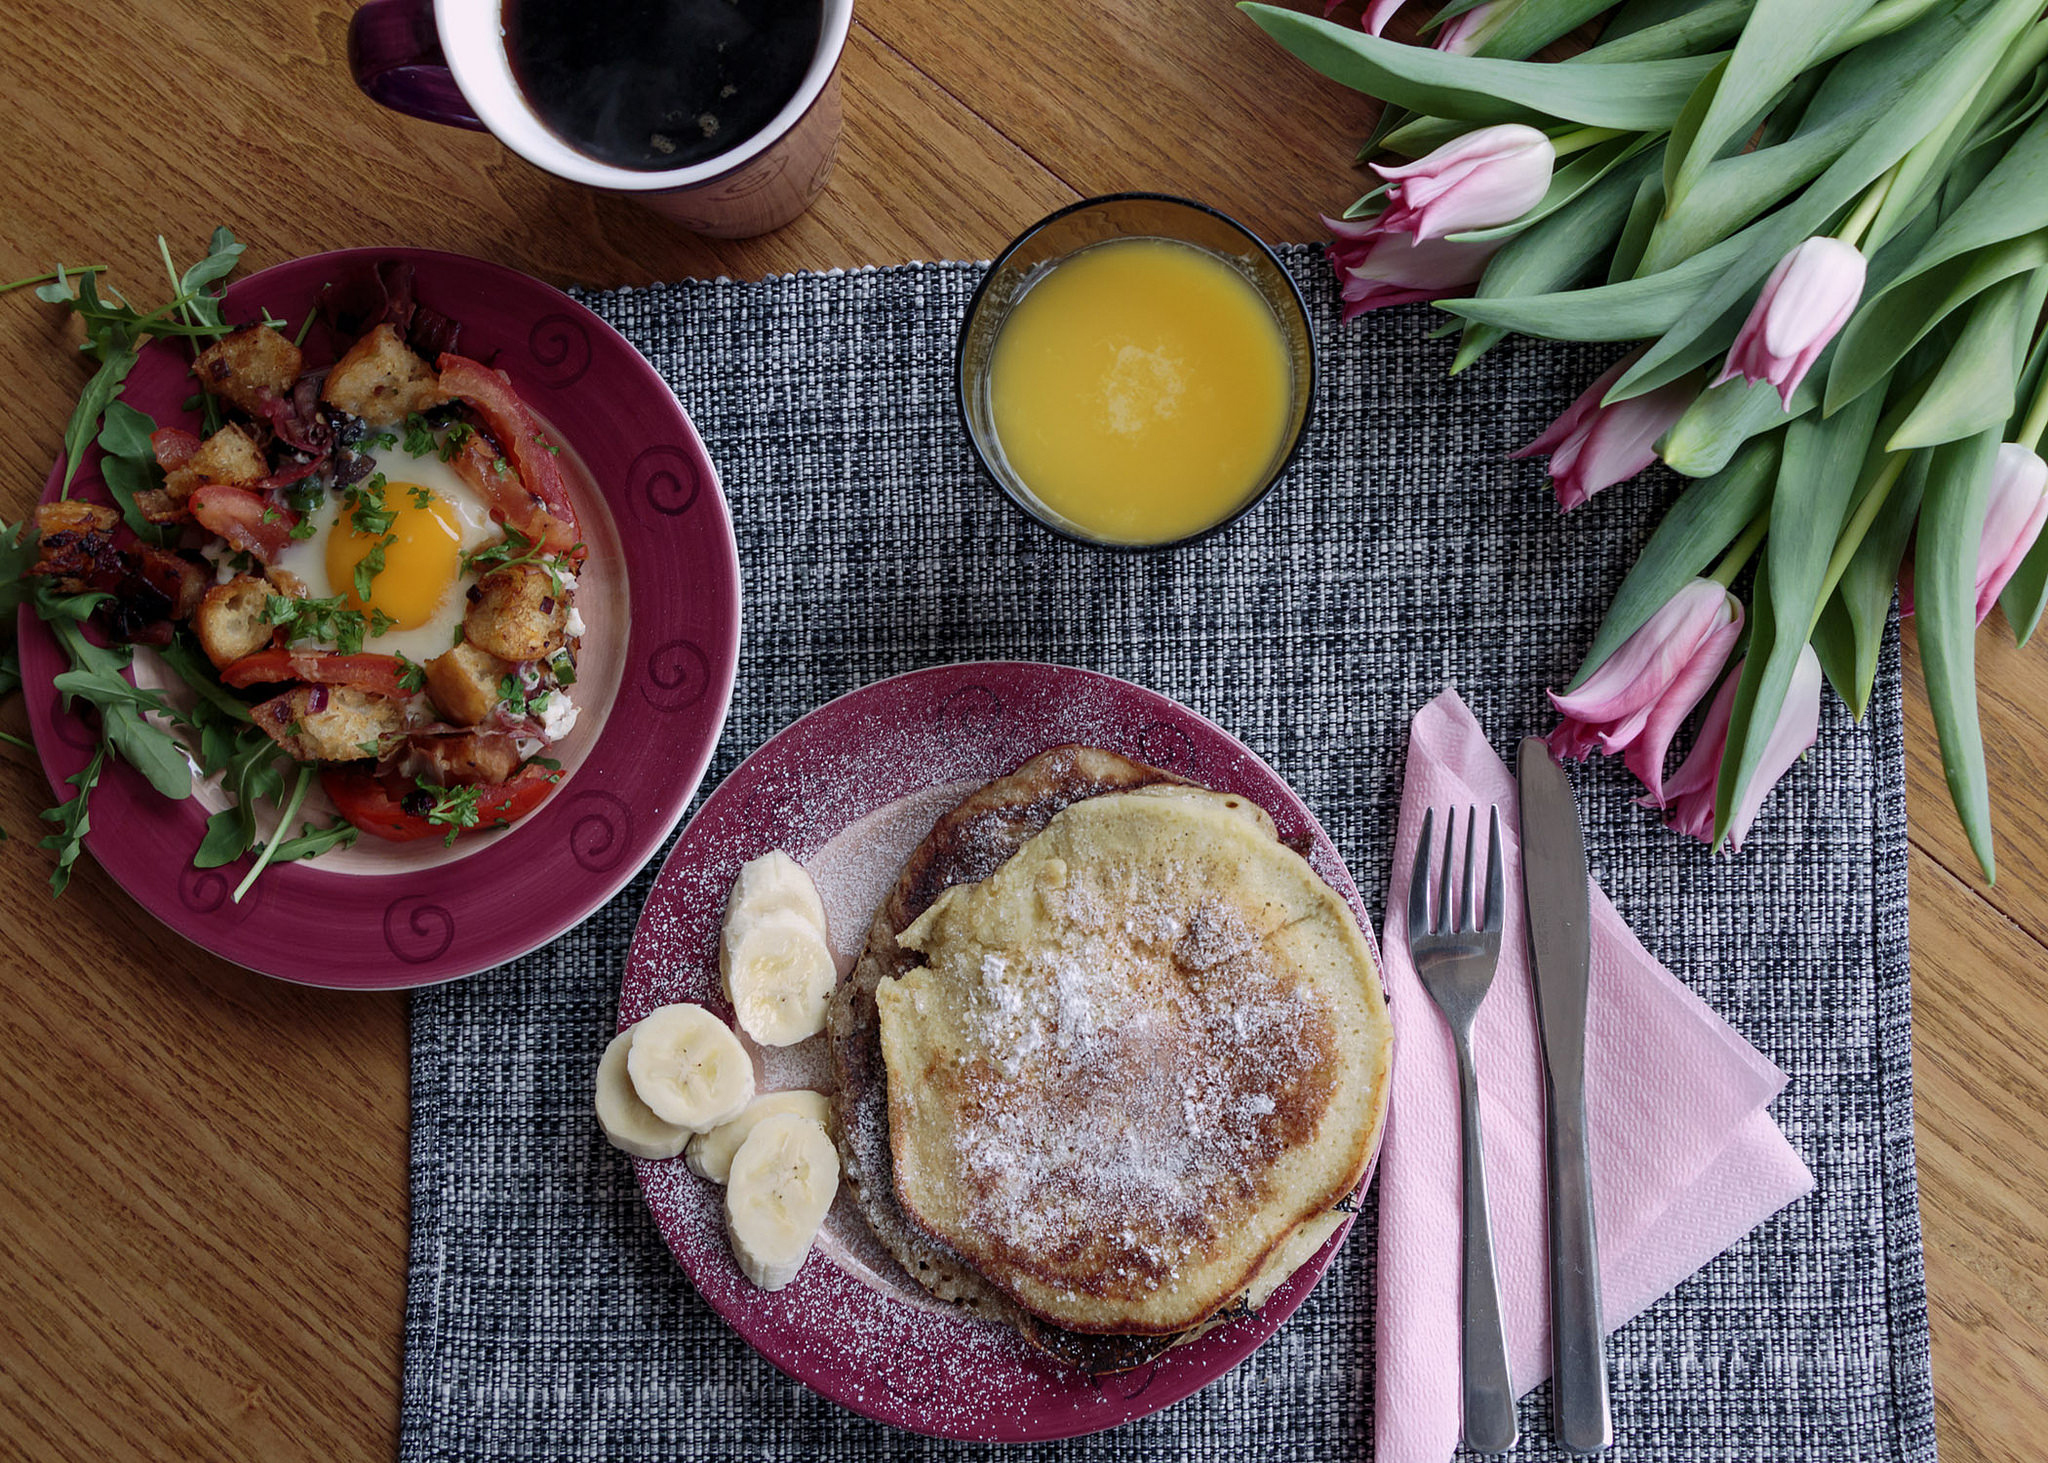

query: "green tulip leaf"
(1613, 0), (2041, 403)
(1575, 0), (1754, 64)
(1886, 267), (2046, 449)
(1662, 0), (1876, 209)
(1452, 149), (1661, 373)
(1660, 369), (1822, 478)
(1609, 170), (1668, 282)
(1811, 450), (1928, 718)
(1712, 386), (1886, 846)
(1237, 6), (1723, 128)
(1441, 226), (1748, 341)
(1479, 0), (1638, 62)
(1915, 428), (2002, 879)
(1565, 434), (1780, 690)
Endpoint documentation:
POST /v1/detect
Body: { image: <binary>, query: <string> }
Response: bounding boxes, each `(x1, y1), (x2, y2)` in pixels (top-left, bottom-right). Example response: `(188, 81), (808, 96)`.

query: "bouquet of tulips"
(1244, 0), (2048, 878)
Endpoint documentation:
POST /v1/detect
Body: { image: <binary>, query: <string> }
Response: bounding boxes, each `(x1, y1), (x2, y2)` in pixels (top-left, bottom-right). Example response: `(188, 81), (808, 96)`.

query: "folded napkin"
(1375, 687), (1816, 1463)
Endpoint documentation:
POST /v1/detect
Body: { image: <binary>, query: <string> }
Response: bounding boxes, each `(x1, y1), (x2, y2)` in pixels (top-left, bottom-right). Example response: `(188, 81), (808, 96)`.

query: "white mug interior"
(435, 0), (855, 191)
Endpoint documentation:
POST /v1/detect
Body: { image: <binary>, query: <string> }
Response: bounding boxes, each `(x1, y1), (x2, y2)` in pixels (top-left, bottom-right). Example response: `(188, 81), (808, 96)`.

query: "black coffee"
(504, 0), (824, 171)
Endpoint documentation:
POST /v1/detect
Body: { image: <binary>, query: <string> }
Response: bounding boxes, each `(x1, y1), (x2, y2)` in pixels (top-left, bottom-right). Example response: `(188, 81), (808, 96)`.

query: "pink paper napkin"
(1374, 687), (1815, 1463)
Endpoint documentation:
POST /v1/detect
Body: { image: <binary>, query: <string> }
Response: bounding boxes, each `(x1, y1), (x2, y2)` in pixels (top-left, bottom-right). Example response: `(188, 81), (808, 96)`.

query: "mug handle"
(348, 0), (489, 132)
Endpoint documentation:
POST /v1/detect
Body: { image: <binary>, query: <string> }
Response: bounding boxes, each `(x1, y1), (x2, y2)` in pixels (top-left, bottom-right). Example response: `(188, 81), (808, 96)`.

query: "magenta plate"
(623, 661), (1384, 1441)
(18, 248), (740, 988)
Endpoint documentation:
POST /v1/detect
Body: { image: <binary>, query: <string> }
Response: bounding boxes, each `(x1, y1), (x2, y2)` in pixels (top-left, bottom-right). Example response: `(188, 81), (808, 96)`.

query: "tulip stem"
(1835, 165), (1898, 250)
(1709, 511), (1770, 587)
(1548, 126), (1626, 158)
(1808, 450), (1913, 635)
(2018, 341), (2048, 453)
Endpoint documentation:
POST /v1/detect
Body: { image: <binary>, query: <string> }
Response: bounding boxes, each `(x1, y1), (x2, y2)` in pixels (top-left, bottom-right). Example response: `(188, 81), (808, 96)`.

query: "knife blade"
(1517, 737), (1613, 1454)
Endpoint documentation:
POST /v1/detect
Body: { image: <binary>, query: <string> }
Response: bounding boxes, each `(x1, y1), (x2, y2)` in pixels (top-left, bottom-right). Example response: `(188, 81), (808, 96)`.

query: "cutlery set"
(1408, 739), (1614, 1455)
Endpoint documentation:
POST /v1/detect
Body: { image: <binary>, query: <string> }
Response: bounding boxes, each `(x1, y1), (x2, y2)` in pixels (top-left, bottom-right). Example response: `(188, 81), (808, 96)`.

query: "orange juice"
(987, 238), (1293, 545)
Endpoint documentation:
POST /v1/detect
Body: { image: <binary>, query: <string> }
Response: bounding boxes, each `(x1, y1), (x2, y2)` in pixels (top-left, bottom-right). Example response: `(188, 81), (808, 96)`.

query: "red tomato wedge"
(435, 354), (582, 560)
(220, 649), (414, 700)
(151, 427), (201, 470)
(188, 484), (299, 563)
(322, 764), (560, 842)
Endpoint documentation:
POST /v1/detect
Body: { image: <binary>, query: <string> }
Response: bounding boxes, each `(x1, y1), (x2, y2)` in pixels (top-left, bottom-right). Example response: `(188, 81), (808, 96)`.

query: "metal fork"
(1408, 804), (1518, 1454)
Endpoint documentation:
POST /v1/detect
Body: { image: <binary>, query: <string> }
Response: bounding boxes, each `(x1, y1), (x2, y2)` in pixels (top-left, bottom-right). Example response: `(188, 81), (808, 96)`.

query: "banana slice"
(720, 908), (838, 1046)
(594, 1029), (693, 1159)
(725, 1112), (839, 1291)
(686, 1089), (833, 1184)
(626, 1003), (755, 1131)
(725, 849), (829, 939)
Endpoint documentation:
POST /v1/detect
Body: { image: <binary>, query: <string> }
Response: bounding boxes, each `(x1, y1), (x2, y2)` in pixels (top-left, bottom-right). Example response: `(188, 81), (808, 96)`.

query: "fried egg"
(270, 437), (504, 664)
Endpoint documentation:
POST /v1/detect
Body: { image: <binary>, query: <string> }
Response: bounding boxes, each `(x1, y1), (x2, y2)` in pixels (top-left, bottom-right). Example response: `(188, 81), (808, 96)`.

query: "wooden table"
(1, 3), (2042, 1458)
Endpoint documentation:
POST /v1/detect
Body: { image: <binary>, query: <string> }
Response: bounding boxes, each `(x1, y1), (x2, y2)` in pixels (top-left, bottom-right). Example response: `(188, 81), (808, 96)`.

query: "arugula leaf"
(59, 344), (140, 495)
(231, 762), (315, 902)
(96, 401), (169, 543)
(37, 745), (104, 896)
(264, 818), (359, 865)
(155, 635), (254, 725)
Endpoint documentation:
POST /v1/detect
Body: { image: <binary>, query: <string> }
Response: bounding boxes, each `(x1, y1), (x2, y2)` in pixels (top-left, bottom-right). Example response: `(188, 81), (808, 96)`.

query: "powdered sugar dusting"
(620, 663), (1383, 1441)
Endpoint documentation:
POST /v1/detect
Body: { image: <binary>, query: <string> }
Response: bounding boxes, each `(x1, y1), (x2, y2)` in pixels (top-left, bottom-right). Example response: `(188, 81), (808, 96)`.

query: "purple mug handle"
(348, 0), (489, 132)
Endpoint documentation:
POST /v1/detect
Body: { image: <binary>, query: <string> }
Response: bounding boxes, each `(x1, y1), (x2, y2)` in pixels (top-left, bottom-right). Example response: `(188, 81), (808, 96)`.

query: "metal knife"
(1516, 738), (1613, 1454)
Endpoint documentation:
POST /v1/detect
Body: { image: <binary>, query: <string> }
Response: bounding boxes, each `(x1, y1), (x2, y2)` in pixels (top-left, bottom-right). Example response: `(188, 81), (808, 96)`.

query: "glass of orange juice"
(957, 194), (1315, 550)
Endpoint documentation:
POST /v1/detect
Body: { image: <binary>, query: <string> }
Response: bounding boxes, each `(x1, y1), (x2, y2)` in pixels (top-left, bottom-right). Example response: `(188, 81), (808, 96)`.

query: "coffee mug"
(349, 0), (854, 238)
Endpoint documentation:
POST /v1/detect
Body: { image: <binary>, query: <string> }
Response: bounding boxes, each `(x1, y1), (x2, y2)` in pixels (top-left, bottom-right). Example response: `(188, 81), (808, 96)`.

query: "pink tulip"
(1435, 2), (1496, 52)
(1370, 124), (1555, 241)
(1365, 0), (1409, 34)
(1324, 213), (1500, 319)
(1713, 237), (1866, 407)
(1512, 349), (1694, 510)
(1548, 579), (1743, 806)
(1975, 442), (2048, 624)
(1661, 646), (1823, 852)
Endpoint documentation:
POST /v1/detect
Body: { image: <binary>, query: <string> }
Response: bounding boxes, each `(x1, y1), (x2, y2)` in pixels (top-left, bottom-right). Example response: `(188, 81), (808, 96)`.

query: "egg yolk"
(327, 483), (464, 630)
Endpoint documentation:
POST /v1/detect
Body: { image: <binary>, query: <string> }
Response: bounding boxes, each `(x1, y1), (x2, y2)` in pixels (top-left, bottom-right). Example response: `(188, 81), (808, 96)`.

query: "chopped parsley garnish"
(438, 421), (475, 461)
(408, 483), (434, 509)
(460, 526), (578, 595)
(360, 429), (398, 453)
(412, 778), (483, 847)
(263, 594), (395, 655)
(345, 474), (394, 536)
(401, 413), (437, 458)
(396, 655), (426, 693)
(353, 533), (396, 602)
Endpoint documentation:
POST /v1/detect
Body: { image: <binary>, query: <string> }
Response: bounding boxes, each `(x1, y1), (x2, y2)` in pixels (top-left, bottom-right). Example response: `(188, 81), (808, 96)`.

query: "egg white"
(269, 438), (504, 665)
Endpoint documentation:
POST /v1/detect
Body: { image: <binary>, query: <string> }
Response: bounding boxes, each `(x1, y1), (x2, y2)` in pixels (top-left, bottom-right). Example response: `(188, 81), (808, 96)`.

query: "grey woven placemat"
(399, 249), (1933, 1463)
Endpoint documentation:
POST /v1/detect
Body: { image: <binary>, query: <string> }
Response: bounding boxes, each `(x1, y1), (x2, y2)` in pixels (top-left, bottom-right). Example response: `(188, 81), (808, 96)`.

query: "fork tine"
(1458, 804), (1476, 933)
(1484, 804), (1505, 933)
(1407, 807), (1435, 944)
(1436, 805), (1456, 936)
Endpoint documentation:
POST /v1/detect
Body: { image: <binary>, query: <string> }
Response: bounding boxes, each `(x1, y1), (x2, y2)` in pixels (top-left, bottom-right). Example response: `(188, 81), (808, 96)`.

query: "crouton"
(164, 423), (266, 502)
(28, 501), (122, 592)
(251, 685), (407, 762)
(320, 323), (446, 425)
(196, 575), (277, 669)
(409, 731), (524, 787)
(193, 324), (303, 417)
(463, 563), (569, 662)
(422, 640), (513, 726)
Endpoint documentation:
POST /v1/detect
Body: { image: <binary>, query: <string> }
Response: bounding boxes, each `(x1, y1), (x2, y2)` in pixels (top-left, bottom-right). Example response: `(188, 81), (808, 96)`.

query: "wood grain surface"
(1, 3), (2041, 1460)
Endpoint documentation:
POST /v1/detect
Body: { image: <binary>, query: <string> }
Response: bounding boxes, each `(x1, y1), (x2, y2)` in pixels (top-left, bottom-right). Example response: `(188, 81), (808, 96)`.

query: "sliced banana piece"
(686, 1089), (833, 1184)
(626, 1003), (755, 1131)
(725, 849), (829, 939)
(725, 1112), (839, 1291)
(720, 908), (838, 1046)
(594, 1029), (694, 1159)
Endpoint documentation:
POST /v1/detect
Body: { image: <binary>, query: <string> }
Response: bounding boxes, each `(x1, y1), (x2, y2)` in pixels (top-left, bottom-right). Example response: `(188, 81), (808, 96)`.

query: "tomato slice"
(321, 764), (560, 843)
(221, 648), (413, 700)
(188, 484), (298, 563)
(151, 427), (201, 470)
(435, 354), (581, 559)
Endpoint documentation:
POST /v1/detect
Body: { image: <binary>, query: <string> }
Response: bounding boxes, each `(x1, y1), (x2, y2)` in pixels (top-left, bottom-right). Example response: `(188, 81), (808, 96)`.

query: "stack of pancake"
(826, 746), (1394, 1373)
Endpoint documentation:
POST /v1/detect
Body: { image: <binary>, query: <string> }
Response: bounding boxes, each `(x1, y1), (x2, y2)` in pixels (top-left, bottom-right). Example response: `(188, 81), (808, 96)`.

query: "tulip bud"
(1364, 0), (1408, 34)
(1548, 580), (1743, 806)
(1324, 214), (1500, 318)
(1434, 2), (1495, 52)
(1714, 237), (1866, 407)
(1513, 349), (1694, 510)
(1661, 646), (1823, 852)
(1370, 124), (1555, 241)
(1975, 442), (2048, 624)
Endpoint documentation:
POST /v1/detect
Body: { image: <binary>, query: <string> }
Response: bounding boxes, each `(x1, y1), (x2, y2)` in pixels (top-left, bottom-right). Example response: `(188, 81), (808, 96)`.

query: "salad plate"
(621, 660), (1383, 1441)
(17, 247), (741, 988)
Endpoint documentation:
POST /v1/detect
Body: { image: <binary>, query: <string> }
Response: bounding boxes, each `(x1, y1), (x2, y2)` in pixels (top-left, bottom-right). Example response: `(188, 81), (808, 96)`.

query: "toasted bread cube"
(410, 732), (523, 788)
(34, 500), (119, 537)
(195, 575), (276, 669)
(193, 324), (303, 417)
(320, 323), (445, 425)
(164, 423), (266, 502)
(422, 640), (513, 726)
(29, 501), (121, 591)
(252, 685), (407, 762)
(463, 563), (569, 662)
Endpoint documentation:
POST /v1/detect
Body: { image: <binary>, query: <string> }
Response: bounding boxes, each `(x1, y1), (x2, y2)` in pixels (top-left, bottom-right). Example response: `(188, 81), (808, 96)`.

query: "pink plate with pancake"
(622, 661), (1385, 1441)
(17, 247), (740, 987)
